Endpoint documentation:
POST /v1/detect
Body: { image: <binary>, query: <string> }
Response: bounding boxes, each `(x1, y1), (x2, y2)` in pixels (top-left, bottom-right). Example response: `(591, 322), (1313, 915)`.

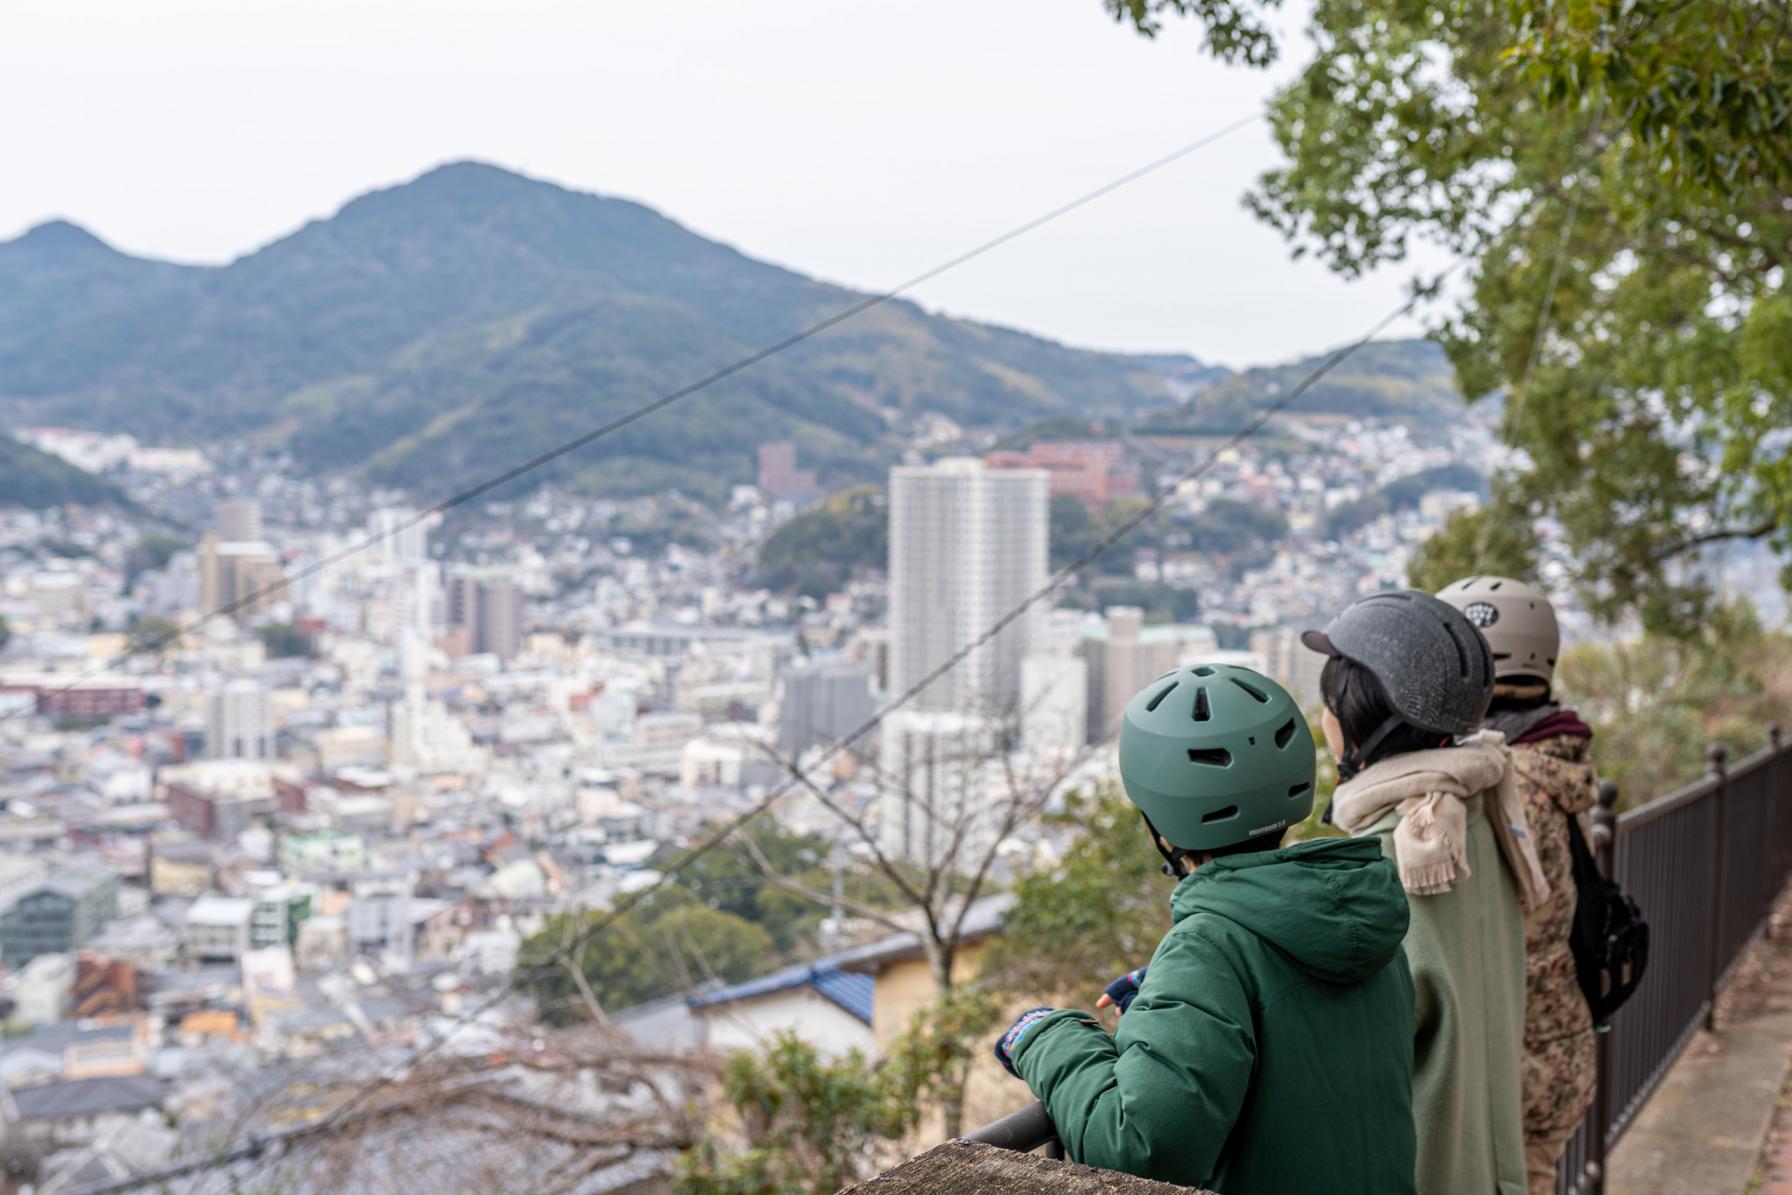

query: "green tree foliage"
(1060, 577), (1201, 623)
(1117, 0), (1791, 632)
(658, 828), (905, 955)
(1187, 497), (1289, 555)
(1503, 2), (1792, 193)
(124, 533), (187, 585)
(126, 615), (181, 658)
(1557, 603), (1792, 804)
(1145, 339), (1467, 431)
(1051, 494), (1172, 575)
(983, 784), (1171, 1005)
(1406, 497), (1543, 593)
(1321, 463), (1488, 540)
(675, 990), (1001, 1195)
(255, 622), (310, 659)
(0, 433), (124, 510)
(519, 892), (775, 1023)
(758, 487), (887, 598)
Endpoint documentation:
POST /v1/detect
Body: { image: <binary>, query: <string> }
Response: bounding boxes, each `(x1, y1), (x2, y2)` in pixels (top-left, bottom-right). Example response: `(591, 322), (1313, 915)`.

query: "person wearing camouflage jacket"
(1503, 711), (1599, 1192)
(1439, 577), (1600, 1195)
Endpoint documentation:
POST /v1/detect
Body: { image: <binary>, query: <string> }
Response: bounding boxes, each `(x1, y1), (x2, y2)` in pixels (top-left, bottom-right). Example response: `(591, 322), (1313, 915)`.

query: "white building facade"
(887, 459), (1047, 716)
(206, 681), (273, 761)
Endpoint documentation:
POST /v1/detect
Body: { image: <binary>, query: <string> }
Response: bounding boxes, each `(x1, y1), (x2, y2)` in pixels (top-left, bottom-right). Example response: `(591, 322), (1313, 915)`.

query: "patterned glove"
(1100, 966), (1147, 1014)
(992, 1006), (1056, 1077)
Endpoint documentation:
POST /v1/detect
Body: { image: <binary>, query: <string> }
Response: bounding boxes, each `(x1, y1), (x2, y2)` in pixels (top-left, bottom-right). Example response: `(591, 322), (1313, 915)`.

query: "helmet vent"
(1230, 677), (1269, 703)
(1489, 581), (1503, 590)
(1274, 719), (1297, 749)
(1144, 682), (1178, 713)
(1192, 688), (1211, 722)
(1201, 805), (1239, 824)
(1288, 782), (1311, 797)
(1450, 628), (1470, 678)
(1191, 665), (1215, 677)
(1187, 747), (1232, 767)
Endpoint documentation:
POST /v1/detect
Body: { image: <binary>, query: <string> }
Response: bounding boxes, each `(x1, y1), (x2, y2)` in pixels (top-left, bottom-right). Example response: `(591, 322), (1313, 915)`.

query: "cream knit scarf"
(1330, 731), (1549, 911)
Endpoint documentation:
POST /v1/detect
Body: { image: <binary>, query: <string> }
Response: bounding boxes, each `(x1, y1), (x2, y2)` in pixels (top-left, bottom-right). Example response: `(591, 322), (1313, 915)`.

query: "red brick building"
(984, 441), (1138, 508)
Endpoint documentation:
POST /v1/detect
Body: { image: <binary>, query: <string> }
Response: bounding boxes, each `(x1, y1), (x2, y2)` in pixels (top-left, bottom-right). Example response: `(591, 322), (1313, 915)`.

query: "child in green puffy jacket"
(993, 665), (1418, 1194)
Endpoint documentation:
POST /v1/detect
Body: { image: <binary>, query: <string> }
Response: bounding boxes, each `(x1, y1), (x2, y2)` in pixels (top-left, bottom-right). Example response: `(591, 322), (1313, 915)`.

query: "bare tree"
(738, 669), (1096, 1136)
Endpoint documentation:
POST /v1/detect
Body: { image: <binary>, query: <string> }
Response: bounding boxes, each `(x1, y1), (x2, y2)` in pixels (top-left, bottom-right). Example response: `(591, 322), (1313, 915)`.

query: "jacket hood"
(1170, 837), (1410, 985)
(1512, 731), (1598, 815)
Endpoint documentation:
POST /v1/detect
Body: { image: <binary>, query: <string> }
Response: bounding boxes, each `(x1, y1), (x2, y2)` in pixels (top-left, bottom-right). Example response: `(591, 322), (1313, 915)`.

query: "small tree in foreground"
(676, 989), (999, 1195)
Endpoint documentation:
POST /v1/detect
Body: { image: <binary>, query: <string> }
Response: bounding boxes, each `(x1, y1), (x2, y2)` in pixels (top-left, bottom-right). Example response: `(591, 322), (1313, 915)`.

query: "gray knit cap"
(1302, 590), (1494, 735)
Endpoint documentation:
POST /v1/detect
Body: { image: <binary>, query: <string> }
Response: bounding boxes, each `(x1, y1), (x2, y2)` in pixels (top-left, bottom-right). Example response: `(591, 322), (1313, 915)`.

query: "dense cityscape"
(0, 403), (1505, 1187)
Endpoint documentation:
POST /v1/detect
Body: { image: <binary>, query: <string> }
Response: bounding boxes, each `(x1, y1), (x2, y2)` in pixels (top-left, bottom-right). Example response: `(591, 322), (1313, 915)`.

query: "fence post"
(1587, 778), (1619, 1195)
(1772, 724), (1786, 940)
(1704, 743), (1728, 1033)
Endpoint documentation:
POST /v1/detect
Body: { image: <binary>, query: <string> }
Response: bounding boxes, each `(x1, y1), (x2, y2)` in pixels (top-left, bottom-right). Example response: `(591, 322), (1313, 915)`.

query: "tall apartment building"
(1251, 626), (1329, 714)
(1081, 607), (1221, 743)
(206, 680), (272, 761)
(215, 498), (264, 542)
(445, 572), (525, 663)
(888, 458), (1047, 716)
(877, 710), (999, 868)
(777, 661), (876, 757)
(199, 536), (287, 621)
(368, 507), (432, 566)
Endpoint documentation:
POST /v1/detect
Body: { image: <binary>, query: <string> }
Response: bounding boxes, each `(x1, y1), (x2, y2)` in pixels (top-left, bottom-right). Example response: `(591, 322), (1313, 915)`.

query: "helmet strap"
(1140, 812), (1192, 879)
(1339, 714), (1408, 781)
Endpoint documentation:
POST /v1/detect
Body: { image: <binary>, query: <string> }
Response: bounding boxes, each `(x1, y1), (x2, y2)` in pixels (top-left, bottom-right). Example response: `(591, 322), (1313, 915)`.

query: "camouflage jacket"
(1510, 731), (1599, 1138)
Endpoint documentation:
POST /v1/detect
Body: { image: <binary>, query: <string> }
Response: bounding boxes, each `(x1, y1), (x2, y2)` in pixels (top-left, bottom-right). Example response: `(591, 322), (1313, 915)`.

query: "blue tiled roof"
(689, 961), (875, 1025)
(809, 968), (875, 1024)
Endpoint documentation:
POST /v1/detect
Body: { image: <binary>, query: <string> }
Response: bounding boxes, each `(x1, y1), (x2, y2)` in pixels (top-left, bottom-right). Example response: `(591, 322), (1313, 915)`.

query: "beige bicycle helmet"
(1435, 575), (1560, 684)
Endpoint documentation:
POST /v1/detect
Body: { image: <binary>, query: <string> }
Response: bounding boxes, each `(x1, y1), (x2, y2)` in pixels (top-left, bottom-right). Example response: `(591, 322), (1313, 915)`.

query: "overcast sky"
(0, 0), (1446, 367)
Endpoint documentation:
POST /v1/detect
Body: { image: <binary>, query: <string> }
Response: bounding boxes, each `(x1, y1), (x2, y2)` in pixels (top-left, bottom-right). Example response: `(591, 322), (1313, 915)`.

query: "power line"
(81, 252), (1462, 1195)
(9, 113), (1262, 727)
(71, 113), (1264, 1195)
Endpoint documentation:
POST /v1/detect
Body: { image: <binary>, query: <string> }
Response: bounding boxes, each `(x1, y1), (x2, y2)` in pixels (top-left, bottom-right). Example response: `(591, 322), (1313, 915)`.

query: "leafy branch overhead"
(1120, 0), (1792, 632)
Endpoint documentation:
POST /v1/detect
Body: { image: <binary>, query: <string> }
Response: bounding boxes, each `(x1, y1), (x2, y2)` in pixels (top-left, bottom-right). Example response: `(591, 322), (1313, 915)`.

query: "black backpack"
(1565, 812), (1649, 1025)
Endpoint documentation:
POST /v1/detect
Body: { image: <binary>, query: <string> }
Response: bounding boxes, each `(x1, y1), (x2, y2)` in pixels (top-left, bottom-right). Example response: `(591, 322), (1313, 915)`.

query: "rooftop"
(689, 961), (875, 1025)
(8, 1073), (163, 1121)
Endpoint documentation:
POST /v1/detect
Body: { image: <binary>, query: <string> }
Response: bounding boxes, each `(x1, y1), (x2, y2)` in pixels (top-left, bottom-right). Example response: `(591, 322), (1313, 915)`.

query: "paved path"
(1607, 894), (1792, 1195)
(1754, 1065), (1792, 1194)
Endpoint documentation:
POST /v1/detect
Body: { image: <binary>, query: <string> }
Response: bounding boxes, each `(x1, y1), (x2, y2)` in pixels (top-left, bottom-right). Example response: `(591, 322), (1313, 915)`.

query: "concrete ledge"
(839, 1141), (1211, 1194)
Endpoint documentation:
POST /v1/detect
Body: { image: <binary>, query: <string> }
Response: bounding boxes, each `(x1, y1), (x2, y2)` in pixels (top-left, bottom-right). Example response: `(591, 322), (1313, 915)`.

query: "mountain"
(0, 432), (127, 509)
(0, 163), (1198, 499)
(1139, 339), (1466, 432)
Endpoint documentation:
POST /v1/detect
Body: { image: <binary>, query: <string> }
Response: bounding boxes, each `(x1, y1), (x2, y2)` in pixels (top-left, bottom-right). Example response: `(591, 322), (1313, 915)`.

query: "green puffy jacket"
(1011, 837), (1418, 1194)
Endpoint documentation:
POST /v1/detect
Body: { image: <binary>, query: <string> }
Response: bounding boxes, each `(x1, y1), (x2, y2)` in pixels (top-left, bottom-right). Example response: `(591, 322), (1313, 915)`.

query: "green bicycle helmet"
(1119, 663), (1316, 852)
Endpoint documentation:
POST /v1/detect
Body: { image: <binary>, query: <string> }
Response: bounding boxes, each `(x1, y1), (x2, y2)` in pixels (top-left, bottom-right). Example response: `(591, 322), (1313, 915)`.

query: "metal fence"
(964, 725), (1792, 1194)
(1560, 725), (1792, 1194)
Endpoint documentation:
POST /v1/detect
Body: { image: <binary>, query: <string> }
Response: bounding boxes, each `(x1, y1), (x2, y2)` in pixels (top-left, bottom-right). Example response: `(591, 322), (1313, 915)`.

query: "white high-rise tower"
(207, 680), (273, 761)
(887, 458), (1048, 715)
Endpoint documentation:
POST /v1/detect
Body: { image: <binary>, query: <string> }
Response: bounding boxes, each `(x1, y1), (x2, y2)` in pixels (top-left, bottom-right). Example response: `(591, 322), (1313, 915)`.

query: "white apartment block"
(206, 680), (273, 761)
(888, 458), (1047, 716)
(877, 709), (1000, 869)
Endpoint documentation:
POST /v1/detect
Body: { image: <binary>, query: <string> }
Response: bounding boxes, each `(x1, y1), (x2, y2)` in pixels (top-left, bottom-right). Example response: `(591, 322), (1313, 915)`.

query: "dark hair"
(1320, 655), (1448, 768)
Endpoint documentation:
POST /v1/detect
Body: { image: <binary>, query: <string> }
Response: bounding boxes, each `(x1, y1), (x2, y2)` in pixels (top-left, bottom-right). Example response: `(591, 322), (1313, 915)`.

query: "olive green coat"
(1011, 837), (1418, 1194)
(1360, 793), (1530, 1195)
